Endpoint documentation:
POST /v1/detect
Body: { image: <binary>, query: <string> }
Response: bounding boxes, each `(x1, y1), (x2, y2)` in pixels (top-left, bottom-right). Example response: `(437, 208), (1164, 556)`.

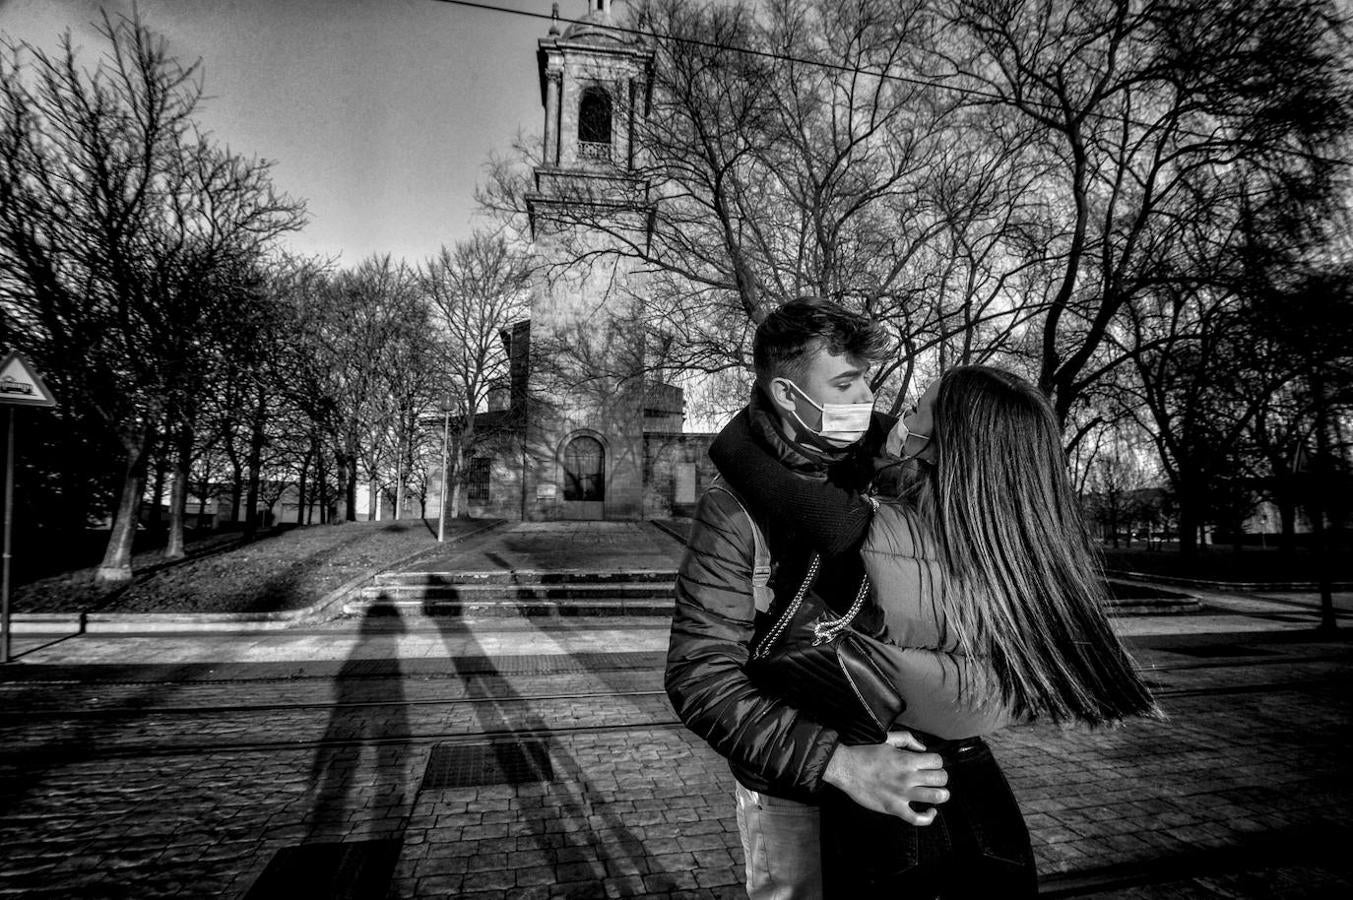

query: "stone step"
(360, 582), (674, 602)
(1105, 578), (1201, 615)
(343, 596), (676, 618)
(347, 595), (1191, 619)
(371, 569), (677, 587)
(1106, 597), (1201, 615)
(360, 576), (1192, 607)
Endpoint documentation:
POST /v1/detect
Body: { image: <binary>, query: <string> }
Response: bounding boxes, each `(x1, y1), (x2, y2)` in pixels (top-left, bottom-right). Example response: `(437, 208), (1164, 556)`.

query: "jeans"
(735, 782), (823, 900)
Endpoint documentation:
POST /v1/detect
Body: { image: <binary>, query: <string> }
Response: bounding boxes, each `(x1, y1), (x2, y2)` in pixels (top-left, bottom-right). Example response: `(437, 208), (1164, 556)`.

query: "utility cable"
(429, 0), (1350, 169)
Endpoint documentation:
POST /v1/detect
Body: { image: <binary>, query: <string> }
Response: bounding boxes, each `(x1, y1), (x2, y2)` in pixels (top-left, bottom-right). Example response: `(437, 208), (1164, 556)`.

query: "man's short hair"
(752, 297), (892, 386)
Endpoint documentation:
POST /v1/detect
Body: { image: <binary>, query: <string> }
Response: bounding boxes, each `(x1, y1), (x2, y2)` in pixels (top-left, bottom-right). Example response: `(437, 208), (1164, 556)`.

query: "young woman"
(711, 365), (1160, 898)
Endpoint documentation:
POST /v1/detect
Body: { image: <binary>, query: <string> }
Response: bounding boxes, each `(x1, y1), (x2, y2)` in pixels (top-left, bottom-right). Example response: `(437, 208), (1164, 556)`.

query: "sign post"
(438, 397), (452, 543)
(0, 351), (58, 663)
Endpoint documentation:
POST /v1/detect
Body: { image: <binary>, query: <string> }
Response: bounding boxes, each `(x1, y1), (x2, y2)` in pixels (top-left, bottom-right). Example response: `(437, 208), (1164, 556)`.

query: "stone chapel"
(458, 0), (716, 522)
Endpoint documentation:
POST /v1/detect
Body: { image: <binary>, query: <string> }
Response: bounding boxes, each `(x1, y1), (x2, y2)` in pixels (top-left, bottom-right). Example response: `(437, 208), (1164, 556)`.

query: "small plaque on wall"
(536, 483), (557, 500)
(675, 463), (697, 504)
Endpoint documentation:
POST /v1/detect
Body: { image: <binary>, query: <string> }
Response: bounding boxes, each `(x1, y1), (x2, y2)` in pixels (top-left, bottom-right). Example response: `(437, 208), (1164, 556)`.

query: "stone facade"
(457, 1), (715, 522)
(643, 433), (720, 520)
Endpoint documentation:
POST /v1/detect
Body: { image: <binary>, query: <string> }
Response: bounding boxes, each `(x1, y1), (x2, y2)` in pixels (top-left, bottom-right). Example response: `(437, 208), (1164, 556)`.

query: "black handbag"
(746, 552), (907, 745)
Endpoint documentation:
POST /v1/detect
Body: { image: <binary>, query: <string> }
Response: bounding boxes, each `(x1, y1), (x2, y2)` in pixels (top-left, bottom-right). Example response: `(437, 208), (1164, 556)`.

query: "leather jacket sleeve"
(665, 487), (842, 798)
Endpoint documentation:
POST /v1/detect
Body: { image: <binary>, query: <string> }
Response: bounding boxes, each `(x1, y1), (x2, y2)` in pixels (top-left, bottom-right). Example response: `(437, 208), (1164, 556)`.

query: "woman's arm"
(870, 644), (1016, 740)
(758, 630), (1017, 743)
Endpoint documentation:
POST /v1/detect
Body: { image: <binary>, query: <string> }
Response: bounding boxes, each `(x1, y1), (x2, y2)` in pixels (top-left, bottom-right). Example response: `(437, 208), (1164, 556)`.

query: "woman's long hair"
(908, 366), (1160, 725)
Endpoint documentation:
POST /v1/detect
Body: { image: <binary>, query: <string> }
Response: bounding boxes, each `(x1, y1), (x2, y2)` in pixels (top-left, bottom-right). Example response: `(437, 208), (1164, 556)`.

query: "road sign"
(1, 350), (58, 662)
(0, 351), (56, 408)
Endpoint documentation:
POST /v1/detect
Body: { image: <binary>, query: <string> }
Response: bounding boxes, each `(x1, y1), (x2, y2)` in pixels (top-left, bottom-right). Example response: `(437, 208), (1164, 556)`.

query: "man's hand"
(822, 731), (949, 825)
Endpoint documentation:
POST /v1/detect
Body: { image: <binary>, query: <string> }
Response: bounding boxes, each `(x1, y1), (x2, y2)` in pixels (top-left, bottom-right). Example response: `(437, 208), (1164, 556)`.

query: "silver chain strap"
(752, 554), (820, 660)
(811, 575), (871, 645)
(752, 554), (871, 658)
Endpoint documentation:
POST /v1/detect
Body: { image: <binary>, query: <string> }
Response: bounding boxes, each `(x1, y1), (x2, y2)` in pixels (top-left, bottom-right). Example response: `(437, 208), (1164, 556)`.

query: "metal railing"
(578, 140), (613, 161)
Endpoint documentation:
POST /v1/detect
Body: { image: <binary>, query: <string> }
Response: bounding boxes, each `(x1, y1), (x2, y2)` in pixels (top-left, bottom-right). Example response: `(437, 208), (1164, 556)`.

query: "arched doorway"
(561, 434), (605, 520)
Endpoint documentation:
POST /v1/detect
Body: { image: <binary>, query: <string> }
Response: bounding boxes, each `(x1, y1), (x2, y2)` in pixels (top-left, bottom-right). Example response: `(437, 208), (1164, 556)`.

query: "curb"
(372, 568), (678, 582)
(648, 518), (690, 545)
(348, 598), (676, 618)
(1110, 569), (1353, 593)
(7, 520), (507, 635)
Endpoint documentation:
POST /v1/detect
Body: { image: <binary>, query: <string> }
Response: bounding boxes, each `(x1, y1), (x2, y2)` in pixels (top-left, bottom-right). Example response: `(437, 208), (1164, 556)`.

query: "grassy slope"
(12, 520), (482, 615)
(1103, 545), (1351, 583)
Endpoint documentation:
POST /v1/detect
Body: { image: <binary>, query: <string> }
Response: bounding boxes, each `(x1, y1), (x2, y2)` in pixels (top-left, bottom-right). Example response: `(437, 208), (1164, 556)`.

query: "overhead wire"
(430, 0), (1350, 169)
(433, 0), (1017, 105)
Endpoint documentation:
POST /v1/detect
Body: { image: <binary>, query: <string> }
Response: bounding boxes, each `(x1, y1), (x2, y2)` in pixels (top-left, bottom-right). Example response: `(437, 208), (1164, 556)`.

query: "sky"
(0, 0), (564, 265)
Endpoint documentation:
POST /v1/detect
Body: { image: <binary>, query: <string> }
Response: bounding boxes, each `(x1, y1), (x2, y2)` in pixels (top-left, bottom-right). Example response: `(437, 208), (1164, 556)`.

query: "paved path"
(1, 592), (1350, 898)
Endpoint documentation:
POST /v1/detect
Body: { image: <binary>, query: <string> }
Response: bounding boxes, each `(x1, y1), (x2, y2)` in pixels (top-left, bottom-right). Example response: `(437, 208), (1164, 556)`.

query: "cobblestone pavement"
(1, 594), (1350, 898)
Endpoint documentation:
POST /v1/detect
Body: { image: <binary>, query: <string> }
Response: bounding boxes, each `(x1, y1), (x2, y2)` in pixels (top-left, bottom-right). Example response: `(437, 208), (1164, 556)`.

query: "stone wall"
(643, 432), (718, 519)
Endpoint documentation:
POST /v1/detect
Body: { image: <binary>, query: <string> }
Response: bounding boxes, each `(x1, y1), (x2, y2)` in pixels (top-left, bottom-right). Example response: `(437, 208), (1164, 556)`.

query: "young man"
(665, 299), (949, 899)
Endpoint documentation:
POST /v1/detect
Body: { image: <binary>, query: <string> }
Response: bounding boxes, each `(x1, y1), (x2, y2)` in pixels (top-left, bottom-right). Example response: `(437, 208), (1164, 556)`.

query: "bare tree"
(0, 12), (303, 581)
(362, 280), (439, 521)
(931, 0), (1352, 424)
(421, 232), (532, 520)
(281, 256), (422, 523)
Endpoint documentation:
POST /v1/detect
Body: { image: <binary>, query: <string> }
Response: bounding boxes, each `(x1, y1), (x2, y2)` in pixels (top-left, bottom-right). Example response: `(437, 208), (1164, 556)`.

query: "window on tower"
(578, 87), (613, 161)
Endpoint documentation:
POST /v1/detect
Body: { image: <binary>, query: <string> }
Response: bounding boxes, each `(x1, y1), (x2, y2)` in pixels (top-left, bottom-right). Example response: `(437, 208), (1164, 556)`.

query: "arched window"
(578, 87), (612, 146)
(562, 436), (605, 501)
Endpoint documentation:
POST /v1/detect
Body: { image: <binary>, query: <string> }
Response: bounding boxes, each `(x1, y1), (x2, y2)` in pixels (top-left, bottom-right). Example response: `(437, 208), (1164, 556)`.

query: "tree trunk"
(317, 454), (328, 525)
(229, 458), (244, 524)
(57, 406), (90, 535)
(342, 444), (358, 522)
(193, 486), (212, 529)
(448, 441), (465, 520)
(95, 432), (151, 583)
(165, 425), (192, 560)
(1309, 369), (1337, 633)
(297, 447), (311, 525)
(243, 391), (266, 540)
(1278, 500), (1297, 553)
(147, 453), (168, 535)
(1177, 494), (1201, 556)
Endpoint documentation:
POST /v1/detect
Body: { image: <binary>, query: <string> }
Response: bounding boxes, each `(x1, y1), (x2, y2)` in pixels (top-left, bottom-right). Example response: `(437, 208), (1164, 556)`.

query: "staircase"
(1105, 578), (1201, 614)
(346, 571), (1197, 618)
(347, 569), (678, 617)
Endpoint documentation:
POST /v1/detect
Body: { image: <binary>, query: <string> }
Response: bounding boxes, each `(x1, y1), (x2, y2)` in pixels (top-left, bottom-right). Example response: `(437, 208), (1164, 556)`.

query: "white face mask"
(777, 378), (874, 446)
(894, 418), (931, 458)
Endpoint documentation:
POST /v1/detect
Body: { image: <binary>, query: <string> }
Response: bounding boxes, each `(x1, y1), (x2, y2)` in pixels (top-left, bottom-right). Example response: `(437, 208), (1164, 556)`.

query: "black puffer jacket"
(665, 390), (895, 800)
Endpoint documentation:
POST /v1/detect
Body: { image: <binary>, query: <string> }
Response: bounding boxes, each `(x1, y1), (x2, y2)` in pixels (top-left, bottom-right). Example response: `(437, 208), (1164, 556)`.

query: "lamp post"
(437, 396), (452, 543)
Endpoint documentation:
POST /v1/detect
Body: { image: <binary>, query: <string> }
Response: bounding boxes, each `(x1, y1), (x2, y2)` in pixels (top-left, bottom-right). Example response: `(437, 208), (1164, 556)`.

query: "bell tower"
(518, 1), (660, 521)
(528, 0), (653, 226)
